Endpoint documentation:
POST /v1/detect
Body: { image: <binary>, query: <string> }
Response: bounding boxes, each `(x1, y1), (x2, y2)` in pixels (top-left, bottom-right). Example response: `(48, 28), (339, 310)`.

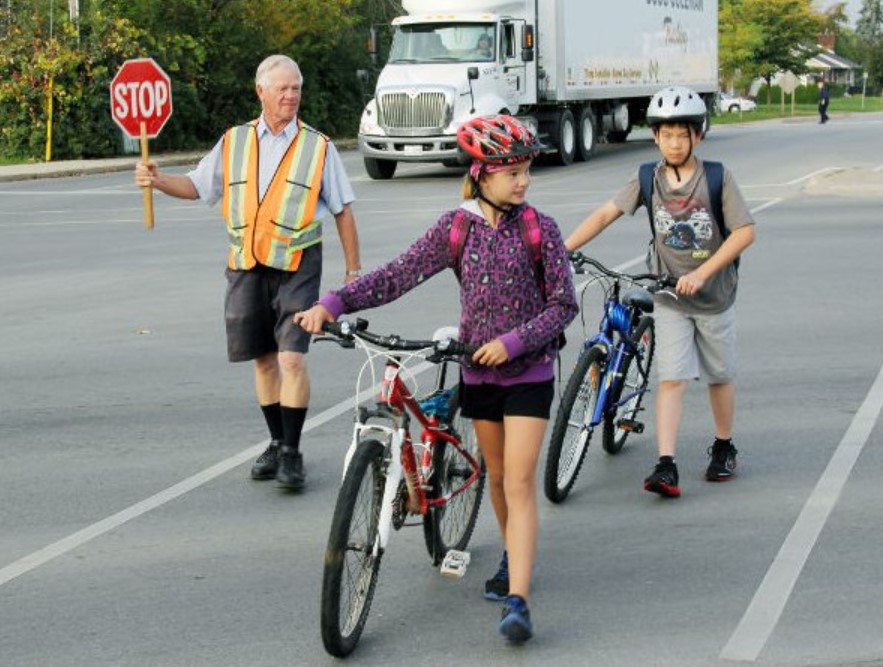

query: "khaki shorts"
(223, 245), (322, 362)
(654, 302), (737, 383)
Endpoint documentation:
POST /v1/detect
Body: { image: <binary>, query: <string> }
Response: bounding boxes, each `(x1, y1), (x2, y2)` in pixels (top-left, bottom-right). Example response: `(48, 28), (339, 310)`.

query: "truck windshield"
(388, 23), (496, 63)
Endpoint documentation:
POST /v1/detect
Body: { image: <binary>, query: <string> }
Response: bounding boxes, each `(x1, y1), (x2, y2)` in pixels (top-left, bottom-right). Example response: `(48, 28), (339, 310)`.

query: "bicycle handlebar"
(320, 318), (477, 359)
(569, 251), (677, 290)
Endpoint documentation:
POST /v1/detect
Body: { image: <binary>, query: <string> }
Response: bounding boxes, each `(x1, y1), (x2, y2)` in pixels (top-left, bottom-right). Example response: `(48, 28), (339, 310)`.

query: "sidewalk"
(0, 151), (205, 183)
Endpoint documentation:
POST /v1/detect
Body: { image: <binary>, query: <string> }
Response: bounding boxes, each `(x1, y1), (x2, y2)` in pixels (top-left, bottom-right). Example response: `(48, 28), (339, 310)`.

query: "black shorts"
(460, 380), (555, 422)
(223, 245), (322, 362)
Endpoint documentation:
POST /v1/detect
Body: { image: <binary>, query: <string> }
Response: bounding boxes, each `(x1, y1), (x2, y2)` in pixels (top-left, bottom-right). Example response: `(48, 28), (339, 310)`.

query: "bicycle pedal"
(617, 419), (644, 433)
(440, 549), (471, 578)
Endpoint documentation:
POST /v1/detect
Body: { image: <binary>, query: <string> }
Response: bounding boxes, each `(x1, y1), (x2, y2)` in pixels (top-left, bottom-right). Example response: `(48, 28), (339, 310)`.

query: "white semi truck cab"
(358, 0), (718, 179)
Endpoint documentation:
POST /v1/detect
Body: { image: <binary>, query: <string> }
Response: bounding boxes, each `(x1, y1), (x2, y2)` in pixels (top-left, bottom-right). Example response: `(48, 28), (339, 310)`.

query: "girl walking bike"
(296, 115), (578, 642)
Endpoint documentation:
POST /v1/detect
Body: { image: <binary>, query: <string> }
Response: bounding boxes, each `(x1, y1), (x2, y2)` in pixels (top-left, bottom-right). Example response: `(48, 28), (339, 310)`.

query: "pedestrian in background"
(818, 80), (830, 124)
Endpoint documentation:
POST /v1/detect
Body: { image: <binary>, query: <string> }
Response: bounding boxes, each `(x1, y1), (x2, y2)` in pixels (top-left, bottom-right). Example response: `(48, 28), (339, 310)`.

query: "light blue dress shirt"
(186, 115), (355, 221)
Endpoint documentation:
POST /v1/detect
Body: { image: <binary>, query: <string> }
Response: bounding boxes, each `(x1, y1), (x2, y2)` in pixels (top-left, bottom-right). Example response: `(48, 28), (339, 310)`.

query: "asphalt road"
(2, 113), (883, 667)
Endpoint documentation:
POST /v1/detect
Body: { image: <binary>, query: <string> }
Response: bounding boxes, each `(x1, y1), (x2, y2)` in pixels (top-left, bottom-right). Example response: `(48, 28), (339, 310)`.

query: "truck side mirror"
(356, 69), (369, 84)
(467, 67), (479, 80)
(521, 25), (534, 62)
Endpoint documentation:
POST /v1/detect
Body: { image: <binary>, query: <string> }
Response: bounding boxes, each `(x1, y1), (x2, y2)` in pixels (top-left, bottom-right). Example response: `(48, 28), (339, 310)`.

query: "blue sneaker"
(499, 595), (533, 642)
(484, 551), (509, 601)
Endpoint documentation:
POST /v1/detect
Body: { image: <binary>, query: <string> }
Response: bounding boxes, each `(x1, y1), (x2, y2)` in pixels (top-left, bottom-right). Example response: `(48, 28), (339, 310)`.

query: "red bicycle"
(317, 318), (486, 657)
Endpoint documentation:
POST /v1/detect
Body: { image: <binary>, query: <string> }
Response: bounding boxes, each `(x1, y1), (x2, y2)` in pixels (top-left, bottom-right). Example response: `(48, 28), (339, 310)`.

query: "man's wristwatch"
(345, 268), (362, 277)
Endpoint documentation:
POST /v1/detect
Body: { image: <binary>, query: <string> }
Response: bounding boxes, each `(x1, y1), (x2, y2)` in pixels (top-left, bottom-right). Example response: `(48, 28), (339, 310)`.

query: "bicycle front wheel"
(423, 385), (486, 565)
(602, 318), (655, 454)
(320, 439), (386, 657)
(544, 346), (605, 503)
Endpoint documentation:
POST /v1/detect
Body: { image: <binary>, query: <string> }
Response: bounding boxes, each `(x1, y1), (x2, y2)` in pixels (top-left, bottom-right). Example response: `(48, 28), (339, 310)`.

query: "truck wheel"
(553, 108), (576, 166)
(575, 106), (596, 162)
(364, 157), (397, 180)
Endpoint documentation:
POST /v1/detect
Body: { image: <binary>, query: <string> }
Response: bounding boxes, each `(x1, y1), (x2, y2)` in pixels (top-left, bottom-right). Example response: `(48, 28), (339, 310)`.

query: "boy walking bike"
(565, 87), (756, 498)
(296, 116), (578, 640)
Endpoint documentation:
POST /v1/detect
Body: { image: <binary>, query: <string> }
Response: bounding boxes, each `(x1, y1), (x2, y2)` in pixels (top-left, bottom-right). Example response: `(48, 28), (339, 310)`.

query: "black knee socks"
(281, 406), (308, 453)
(260, 403), (284, 441)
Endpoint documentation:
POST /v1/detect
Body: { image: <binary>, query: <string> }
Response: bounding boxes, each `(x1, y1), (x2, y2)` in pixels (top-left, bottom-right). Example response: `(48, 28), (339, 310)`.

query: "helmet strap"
(477, 190), (511, 215)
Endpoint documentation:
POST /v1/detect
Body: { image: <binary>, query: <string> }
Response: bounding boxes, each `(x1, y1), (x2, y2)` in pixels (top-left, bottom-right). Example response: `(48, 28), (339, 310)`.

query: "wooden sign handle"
(140, 121), (154, 230)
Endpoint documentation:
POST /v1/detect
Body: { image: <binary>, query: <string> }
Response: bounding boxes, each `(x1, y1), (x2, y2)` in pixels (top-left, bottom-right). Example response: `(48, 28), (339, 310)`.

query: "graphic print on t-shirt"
(654, 193), (714, 256)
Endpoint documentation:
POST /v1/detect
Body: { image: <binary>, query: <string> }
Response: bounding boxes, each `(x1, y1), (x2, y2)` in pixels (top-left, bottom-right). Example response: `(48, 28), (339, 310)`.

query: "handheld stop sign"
(110, 58), (173, 229)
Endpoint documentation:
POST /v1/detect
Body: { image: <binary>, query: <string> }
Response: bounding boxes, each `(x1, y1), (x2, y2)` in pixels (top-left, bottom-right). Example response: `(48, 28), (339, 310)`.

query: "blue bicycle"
(544, 253), (675, 503)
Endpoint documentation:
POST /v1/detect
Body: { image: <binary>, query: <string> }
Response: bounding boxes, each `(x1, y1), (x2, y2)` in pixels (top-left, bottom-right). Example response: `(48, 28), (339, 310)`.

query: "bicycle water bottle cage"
(622, 289), (654, 313)
(418, 388), (455, 421)
(606, 302), (632, 335)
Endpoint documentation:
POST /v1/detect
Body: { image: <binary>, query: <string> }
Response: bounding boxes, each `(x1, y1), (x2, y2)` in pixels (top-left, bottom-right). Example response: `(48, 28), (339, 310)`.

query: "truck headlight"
(359, 99), (382, 135)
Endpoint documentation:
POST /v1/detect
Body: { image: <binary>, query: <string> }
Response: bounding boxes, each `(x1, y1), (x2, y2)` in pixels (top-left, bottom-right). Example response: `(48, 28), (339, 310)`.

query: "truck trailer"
(358, 0), (719, 179)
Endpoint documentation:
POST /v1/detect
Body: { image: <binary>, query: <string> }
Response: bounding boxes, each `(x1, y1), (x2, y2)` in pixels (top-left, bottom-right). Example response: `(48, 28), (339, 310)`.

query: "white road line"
(748, 198), (783, 215)
(785, 168), (842, 186)
(721, 361), (883, 662)
(0, 363), (430, 588)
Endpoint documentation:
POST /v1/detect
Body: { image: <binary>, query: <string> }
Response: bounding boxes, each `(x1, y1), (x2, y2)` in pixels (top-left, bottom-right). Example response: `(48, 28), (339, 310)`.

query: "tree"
(719, 0), (824, 103)
(855, 0), (883, 92)
(856, 0), (883, 40)
(0, 0), (405, 159)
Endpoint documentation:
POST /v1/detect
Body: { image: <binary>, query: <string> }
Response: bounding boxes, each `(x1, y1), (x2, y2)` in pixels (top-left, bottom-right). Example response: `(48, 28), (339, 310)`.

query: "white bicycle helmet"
(646, 86), (707, 128)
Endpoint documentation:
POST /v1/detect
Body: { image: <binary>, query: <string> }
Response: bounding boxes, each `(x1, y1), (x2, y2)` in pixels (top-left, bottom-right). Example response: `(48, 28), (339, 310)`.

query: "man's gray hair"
(255, 55), (303, 88)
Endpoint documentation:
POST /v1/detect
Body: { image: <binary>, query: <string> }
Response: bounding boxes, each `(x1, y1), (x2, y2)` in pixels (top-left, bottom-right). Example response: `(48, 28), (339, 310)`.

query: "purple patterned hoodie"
(318, 201), (578, 386)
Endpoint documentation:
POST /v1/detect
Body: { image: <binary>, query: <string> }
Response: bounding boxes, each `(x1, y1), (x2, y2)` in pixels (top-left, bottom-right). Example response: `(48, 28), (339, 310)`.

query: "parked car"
(718, 92), (757, 113)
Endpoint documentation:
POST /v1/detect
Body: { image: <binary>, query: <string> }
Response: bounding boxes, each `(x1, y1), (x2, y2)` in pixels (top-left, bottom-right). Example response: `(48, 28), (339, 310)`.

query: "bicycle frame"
(339, 347), (482, 557)
(579, 280), (654, 431)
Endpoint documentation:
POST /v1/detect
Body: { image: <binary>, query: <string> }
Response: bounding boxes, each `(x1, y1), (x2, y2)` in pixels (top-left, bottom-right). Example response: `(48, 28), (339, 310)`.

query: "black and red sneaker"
(644, 457), (681, 498)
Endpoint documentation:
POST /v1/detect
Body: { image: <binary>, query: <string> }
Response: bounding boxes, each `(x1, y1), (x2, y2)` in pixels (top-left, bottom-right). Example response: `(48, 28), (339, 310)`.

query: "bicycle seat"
(623, 289), (654, 313)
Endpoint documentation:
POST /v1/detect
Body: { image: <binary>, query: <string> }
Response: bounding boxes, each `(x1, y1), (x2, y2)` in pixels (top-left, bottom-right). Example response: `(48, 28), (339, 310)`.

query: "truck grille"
(378, 91), (449, 136)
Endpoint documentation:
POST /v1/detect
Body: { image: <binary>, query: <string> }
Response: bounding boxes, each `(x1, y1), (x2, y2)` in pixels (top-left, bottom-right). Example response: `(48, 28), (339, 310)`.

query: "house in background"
(750, 32), (863, 96)
(805, 32), (862, 87)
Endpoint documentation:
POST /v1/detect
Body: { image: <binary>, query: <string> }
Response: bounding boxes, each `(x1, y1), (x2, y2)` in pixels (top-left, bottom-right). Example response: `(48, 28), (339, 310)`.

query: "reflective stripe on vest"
(221, 119), (327, 271)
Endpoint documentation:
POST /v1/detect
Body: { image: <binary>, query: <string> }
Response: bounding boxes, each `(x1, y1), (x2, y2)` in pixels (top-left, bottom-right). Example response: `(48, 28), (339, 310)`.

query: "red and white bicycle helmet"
(457, 114), (542, 166)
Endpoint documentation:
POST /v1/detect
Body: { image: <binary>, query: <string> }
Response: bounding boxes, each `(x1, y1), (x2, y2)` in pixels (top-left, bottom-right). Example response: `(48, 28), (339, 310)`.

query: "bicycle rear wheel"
(544, 346), (605, 503)
(422, 384), (486, 565)
(320, 439), (386, 657)
(602, 318), (655, 454)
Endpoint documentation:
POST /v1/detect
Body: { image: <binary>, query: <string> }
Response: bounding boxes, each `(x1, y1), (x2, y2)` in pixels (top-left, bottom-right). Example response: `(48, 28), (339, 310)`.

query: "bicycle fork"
(342, 422), (403, 558)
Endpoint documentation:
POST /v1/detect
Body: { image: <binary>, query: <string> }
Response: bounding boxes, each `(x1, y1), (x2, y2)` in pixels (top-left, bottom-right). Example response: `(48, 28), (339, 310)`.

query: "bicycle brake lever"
(314, 335), (355, 348)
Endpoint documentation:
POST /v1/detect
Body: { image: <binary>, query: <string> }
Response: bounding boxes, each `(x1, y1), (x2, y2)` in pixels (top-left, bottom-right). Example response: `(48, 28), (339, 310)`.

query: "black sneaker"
(250, 440), (280, 480)
(276, 448), (306, 490)
(644, 458), (681, 498)
(499, 595), (533, 642)
(484, 551), (509, 601)
(706, 440), (738, 482)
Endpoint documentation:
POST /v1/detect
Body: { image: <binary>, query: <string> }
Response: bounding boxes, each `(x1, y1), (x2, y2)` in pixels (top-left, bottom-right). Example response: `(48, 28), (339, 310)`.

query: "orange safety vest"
(221, 119), (328, 271)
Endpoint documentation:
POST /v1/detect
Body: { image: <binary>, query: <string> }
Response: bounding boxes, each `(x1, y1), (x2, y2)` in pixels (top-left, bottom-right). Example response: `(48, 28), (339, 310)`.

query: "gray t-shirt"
(613, 158), (754, 314)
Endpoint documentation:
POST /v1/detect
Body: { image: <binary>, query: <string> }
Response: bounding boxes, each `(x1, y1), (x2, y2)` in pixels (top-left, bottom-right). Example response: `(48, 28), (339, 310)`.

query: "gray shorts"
(223, 245), (322, 362)
(654, 302), (737, 383)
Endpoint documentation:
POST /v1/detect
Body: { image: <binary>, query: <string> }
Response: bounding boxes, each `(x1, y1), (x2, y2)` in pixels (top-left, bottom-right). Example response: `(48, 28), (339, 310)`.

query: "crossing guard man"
(134, 55), (362, 491)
